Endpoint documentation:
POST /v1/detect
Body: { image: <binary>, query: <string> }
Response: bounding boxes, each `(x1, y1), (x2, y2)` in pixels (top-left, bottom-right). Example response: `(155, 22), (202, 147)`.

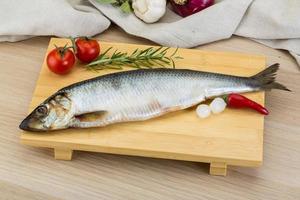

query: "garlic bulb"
(132, 0), (166, 23)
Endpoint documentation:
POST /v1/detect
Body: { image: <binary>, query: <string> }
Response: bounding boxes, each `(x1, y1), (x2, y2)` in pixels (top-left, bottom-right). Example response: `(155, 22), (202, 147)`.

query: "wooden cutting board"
(20, 38), (266, 176)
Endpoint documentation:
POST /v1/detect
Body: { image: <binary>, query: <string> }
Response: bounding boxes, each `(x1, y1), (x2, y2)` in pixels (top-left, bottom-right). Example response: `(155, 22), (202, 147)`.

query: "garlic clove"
(196, 104), (211, 118)
(132, 0), (148, 14)
(210, 97), (227, 114)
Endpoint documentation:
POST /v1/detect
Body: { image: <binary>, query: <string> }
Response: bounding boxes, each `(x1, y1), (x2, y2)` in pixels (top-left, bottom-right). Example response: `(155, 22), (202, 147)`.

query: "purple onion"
(170, 0), (214, 17)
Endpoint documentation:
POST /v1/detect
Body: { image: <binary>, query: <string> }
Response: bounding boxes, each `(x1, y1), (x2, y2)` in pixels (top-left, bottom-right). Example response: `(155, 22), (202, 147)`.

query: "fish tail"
(251, 63), (291, 91)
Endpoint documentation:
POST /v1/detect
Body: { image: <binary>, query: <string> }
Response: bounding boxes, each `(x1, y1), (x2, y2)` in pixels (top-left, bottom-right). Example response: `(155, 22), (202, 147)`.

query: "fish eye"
(36, 105), (48, 116)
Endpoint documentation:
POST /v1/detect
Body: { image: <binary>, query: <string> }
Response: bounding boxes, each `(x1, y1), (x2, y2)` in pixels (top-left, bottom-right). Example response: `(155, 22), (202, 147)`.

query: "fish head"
(19, 92), (74, 132)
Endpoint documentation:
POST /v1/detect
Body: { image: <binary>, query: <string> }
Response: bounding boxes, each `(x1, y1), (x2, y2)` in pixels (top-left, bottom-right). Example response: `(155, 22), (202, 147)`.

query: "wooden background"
(0, 25), (299, 199)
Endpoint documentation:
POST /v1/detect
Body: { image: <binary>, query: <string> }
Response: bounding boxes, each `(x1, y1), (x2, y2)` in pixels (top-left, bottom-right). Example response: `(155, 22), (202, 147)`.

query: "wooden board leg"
(209, 162), (227, 176)
(54, 148), (73, 160)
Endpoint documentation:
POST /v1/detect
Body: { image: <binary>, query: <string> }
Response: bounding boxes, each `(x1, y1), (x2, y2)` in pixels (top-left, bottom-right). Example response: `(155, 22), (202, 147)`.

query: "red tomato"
(75, 37), (100, 63)
(46, 47), (75, 75)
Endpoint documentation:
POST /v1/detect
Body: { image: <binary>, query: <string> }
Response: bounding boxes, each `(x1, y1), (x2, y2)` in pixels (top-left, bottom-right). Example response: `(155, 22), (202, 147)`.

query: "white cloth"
(1, 0), (299, 67)
(0, 0), (110, 42)
(89, 0), (300, 66)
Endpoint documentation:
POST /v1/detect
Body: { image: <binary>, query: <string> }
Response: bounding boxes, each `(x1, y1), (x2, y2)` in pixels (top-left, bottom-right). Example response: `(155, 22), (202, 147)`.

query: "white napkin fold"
(1, 0), (299, 67)
(0, 0), (110, 42)
(234, 0), (300, 66)
(89, 0), (300, 67)
(90, 0), (252, 48)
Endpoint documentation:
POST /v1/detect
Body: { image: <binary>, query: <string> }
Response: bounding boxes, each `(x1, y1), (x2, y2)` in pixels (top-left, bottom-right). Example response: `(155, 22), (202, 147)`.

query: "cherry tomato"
(75, 37), (100, 63)
(46, 47), (75, 75)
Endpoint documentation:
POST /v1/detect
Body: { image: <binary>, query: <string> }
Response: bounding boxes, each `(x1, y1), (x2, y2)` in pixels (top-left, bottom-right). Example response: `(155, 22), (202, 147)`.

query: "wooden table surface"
(0, 26), (299, 200)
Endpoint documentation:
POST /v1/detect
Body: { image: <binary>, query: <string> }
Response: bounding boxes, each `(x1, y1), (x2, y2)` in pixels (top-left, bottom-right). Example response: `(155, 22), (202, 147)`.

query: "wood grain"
(0, 25), (299, 199)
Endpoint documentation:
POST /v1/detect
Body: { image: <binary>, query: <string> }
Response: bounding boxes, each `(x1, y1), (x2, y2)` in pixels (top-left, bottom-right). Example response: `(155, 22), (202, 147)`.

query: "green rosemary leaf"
(170, 47), (179, 57)
(139, 47), (152, 56)
(130, 48), (138, 56)
(97, 47), (113, 60)
(145, 59), (154, 67)
(120, 0), (132, 13)
(109, 65), (123, 69)
(86, 46), (183, 71)
(97, 0), (132, 13)
(149, 46), (163, 56)
(160, 47), (170, 55)
(96, 0), (117, 4)
(152, 60), (168, 68)
(171, 59), (176, 69)
(132, 62), (140, 68)
(158, 58), (170, 64)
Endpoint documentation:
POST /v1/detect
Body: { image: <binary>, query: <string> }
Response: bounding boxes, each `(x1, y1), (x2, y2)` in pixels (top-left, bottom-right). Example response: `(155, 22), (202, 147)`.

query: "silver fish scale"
(62, 69), (254, 128)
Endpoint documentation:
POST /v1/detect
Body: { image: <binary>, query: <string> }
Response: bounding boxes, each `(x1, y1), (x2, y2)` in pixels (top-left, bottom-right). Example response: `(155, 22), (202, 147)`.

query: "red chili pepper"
(223, 93), (269, 115)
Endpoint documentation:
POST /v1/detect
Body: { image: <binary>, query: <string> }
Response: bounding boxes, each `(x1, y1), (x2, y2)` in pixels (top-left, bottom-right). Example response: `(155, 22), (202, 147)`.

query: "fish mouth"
(19, 117), (44, 132)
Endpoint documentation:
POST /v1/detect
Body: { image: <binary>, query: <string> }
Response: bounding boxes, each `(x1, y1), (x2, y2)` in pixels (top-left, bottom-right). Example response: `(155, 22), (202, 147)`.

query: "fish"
(19, 63), (289, 132)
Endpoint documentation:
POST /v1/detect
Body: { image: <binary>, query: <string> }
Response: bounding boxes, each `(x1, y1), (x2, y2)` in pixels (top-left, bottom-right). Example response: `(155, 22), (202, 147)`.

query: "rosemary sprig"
(86, 46), (183, 71)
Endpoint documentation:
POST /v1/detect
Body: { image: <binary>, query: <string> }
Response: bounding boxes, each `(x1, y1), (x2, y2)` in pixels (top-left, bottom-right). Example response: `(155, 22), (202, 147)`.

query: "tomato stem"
(69, 36), (77, 54)
(53, 43), (74, 58)
(68, 36), (93, 54)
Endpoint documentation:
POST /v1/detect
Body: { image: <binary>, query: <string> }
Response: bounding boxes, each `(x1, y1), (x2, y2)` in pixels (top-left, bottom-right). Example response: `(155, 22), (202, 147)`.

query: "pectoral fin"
(75, 111), (108, 122)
